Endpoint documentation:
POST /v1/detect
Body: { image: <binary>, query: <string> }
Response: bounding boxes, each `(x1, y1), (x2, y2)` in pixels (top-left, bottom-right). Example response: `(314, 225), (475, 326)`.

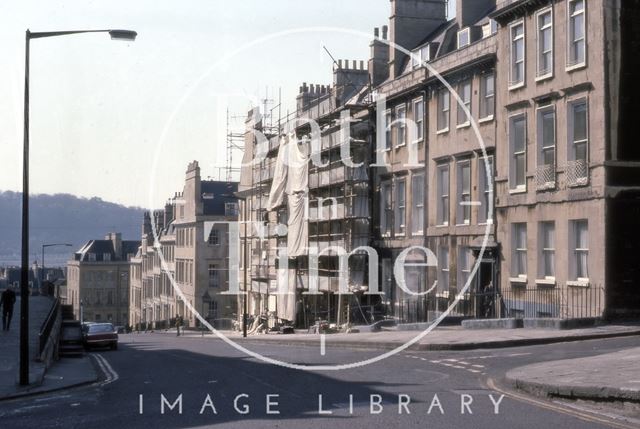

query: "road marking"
(320, 334), (326, 356)
(471, 364), (485, 368)
(93, 354), (119, 385)
(486, 378), (637, 429)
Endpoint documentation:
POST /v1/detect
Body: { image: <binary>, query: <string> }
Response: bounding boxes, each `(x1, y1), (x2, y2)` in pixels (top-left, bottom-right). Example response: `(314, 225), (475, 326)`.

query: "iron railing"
(392, 285), (604, 324)
(501, 285), (604, 319)
(39, 298), (60, 354)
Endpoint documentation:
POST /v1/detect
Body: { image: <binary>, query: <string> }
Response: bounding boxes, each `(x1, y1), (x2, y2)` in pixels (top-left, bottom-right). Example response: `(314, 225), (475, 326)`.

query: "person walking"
(0, 287), (17, 331)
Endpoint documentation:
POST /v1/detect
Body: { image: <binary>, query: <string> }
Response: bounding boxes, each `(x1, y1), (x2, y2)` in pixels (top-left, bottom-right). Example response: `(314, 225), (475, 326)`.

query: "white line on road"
(93, 354), (119, 385)
(320, 334), (326, 356)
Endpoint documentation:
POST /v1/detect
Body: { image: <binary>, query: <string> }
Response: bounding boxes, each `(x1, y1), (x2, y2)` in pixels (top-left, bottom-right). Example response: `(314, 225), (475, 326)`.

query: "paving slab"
(154, 323), (640, 351)
(506, 347), (640, 401)
(0, 295), (54, 397)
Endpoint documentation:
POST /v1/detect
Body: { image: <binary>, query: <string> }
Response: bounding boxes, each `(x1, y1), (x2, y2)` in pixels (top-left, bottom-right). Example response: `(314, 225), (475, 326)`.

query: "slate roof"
(74, 238), (141, 262)
(201, 181), (239, 216)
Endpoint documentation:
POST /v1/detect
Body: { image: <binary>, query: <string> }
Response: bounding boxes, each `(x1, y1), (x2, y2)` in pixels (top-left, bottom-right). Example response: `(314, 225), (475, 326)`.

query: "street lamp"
(41, 243), (72, 293)
(20, 28), (137, 386)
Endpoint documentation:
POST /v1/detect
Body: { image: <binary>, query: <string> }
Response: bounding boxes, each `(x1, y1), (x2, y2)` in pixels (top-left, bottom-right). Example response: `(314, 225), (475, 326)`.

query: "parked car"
(82, 323), (118, 350)
(115, 325), (125, 334)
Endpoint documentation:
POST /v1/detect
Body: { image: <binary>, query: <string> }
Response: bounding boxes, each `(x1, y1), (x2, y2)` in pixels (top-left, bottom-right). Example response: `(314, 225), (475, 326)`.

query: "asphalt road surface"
(0, 334), (638, 429)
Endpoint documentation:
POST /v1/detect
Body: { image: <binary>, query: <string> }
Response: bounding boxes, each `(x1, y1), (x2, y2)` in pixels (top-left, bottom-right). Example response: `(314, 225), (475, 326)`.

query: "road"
(0, 333), (638, 429)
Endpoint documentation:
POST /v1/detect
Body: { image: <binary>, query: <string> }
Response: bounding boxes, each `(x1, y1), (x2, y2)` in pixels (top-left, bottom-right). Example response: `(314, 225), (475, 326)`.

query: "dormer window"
(457, 28), (471, 49)
(483, 19), (498, 38)
(411, 44), (431, 69)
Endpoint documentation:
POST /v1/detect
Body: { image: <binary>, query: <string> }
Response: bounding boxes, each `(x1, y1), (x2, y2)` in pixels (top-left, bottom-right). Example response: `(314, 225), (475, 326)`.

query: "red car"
(83, 323), (118, 350)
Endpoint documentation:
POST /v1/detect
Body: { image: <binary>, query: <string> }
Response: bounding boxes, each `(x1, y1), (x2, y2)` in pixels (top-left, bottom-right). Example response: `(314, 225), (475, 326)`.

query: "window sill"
(509, 277), (528, 285)
(396, 143), (407, 149)
(478, 220), (494, 226)
(411, 232), (424, 237)
(509, 82), (525, 91)
(567, 280), (590, 288)
(411, 139), (424, 145)
(566, 62), (587, 73)
(535, 73), (553, 83)
(436, 128), (449, 135)
(456, 122), (471, 129)
(478, 115), (494, 124)
(509, 187), (527, 195)
(535, 278), (556, 287)
(436, 223), (449, 228)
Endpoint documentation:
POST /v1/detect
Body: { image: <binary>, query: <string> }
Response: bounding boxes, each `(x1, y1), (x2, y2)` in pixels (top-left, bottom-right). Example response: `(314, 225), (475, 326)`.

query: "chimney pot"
(374, 27), (380, 38)
(382, 25), (388, 40)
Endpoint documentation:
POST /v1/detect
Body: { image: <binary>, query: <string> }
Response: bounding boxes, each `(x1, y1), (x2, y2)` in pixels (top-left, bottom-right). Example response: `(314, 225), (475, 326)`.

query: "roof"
(201, 181), (239, 216)
(73, 238), (141, 262)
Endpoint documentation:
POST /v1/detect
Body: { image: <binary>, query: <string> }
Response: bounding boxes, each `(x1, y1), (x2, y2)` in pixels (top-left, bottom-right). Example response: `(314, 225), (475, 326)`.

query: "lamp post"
(41, 243), (72, 294)
(20, 28), (137, 386)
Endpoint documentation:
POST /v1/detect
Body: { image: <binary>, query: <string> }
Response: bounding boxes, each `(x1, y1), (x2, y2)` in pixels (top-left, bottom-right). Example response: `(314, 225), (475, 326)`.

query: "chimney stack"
(369, 26), (390, 87)
(388, 0), (447, 79)
(457, 0), (496, 28)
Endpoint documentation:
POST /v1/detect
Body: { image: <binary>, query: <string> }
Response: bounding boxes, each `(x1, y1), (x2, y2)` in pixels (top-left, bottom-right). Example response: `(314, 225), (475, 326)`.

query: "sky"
(0, 0), (455, 209)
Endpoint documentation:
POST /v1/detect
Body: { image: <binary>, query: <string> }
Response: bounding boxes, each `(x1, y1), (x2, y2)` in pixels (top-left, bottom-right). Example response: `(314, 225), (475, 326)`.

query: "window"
(412, 44), (431, 68)
(537, 8), (553, 78)
(568, 0), (586, 67)
(225, 202), (239, 217)
(395, 104), (407, 147)
(208, 228), (220, 245)
(479, 73), (495, 120)
(103, 253), (111, 262)
(568, 99), (589, 185)
(395, 179), (406, 235)
(411, 174), (424, 234)
(457, 161), (471, 225)
(483, 19), (498, 38)
(458, 247), (471, 290)
(510, 21), (525, 87)
(413, 98), (425, 142)
(509, 114), (527, 191)
(437, 165), (450, 226)
(536, 106), (556, 189)
(571, 220), (589, 281)
(478, 155), (494, 224)
(385, 110), (392, 150)
(457, 80), (472, 127)
(208, 264), (220, 288)
(437, 89), (450, 132)
(457, 28), (470, 49)
(437, 246), (450, 293)
(512, 223), (528, 278)
(539, 221), (555, 279)
(380, 182), (392, 236)
(88, 253), (96, 262)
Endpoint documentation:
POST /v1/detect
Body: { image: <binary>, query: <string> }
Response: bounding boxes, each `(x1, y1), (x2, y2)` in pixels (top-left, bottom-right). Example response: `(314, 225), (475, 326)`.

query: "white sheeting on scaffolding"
(287, 192), (308, 257)
(267, 137), (289, 210)
(275, 267), (297, 322)
(266, 132), (310, 323)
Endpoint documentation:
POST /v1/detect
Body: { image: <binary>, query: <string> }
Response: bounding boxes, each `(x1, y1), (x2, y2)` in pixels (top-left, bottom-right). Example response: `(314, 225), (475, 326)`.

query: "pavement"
(506, 347), (640, 402)
(158, 323), (640, 351)
(0, 295), (98, 401)
(0, 295), (54, 396)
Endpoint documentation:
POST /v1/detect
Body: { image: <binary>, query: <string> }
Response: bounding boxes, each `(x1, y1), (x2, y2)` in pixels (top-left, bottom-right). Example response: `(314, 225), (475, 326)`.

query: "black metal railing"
(391, 285), (604, 324)
(39, 298), (60, 354)
(501, 285), (604, 320)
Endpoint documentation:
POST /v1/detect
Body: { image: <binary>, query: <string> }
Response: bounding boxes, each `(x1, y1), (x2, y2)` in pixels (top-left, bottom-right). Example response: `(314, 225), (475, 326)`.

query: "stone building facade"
(238, 0), (640, 327)
(67, 232), (139, 326)
(129, 161), (239, 329)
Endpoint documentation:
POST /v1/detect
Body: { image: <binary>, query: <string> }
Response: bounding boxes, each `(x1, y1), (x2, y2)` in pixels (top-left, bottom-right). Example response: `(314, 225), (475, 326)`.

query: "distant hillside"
(0, 191), (145, 267)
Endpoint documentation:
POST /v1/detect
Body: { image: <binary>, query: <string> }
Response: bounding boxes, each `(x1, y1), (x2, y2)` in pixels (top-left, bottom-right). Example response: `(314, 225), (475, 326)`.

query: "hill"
(0, 191), (144, 267)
